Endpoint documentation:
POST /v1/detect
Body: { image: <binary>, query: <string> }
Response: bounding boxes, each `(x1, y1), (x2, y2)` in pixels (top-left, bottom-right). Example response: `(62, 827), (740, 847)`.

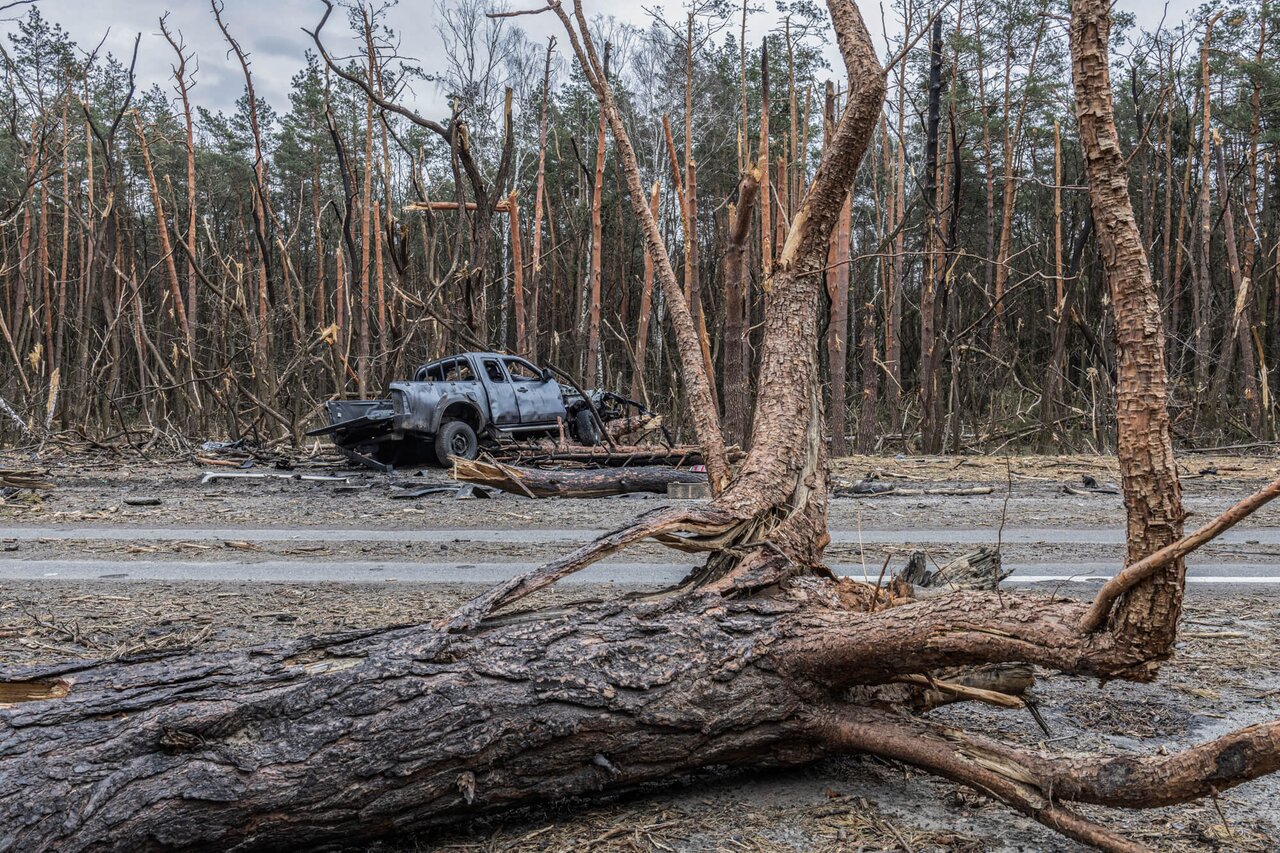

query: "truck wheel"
(574, 409), (603, 446)
(434, 420), (478, 463)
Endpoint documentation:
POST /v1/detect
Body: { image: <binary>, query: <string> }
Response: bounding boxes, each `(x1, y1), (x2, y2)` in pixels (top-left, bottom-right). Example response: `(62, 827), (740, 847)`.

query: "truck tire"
(434, 420), (478, 463)
(574, 409), (603, 446)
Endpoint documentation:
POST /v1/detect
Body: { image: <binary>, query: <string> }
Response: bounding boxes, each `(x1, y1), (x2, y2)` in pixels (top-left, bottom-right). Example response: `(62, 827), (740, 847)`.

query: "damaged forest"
(5, 0), (1280, 452)
(7, 0), (1280, 851)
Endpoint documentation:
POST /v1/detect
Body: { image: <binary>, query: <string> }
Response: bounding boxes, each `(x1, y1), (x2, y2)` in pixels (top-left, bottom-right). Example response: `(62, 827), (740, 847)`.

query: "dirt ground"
(3, 447), (1280, 851)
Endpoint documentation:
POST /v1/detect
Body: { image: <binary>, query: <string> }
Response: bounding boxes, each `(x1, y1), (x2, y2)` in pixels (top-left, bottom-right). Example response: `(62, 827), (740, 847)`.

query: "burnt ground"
(3, 448), (1280, 851)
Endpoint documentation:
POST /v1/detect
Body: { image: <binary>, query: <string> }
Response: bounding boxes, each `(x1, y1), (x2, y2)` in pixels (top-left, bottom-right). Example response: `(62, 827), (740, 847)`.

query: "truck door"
(505, 357), (565, 425)
(480, 358), (521, 426)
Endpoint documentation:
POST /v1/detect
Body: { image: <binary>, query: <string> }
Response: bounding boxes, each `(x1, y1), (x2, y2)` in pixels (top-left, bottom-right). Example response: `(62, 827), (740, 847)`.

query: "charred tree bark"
(918, 16), (945, 453)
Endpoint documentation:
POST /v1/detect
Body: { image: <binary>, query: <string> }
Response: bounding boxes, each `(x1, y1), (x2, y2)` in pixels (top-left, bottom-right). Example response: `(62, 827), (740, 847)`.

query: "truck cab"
(311, 352), (579, 469)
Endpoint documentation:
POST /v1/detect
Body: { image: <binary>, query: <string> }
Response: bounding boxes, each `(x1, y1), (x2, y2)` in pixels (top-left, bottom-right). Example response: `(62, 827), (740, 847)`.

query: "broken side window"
(439, 359), (475, 382)
(504, 359), (542, 382)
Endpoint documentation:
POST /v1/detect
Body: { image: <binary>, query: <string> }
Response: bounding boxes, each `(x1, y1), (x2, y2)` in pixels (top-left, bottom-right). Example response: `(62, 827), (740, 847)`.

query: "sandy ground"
(3, 448), (1280, 851)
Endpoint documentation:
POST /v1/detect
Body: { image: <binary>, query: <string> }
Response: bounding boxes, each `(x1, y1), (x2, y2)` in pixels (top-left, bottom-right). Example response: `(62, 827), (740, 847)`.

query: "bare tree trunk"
(357, 20), (376, 396)
(632, 182), (660, 403)
(824, 79), (852, 457)
(722, 165), (760, 446)
(1043, 119), (1066, 429)
(1209, 141), (1261, 427)
(214, 0), (276, 393)
(1192, 14), (1222, 393)
(758, 41), (773, 281)
(918, 16), (945, 452)
(528, 39), (554, 363)
(160, 16), (199, 347)
(585, 61), (607, 385)
(826, 192), (851, 456)
(374, 201), (388, 371)
(508, 193), (526, 356)
(1070, 0), (1185, 652)
(886, 59), (907, 420)
(1160, 45), (1174, 339)
(992, 15), (1046, 356)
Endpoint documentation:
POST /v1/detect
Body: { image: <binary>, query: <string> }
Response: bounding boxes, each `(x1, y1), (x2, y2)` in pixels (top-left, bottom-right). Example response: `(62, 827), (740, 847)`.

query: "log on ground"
(454, 458), (707, 498)
(492, 445), (739, 468)
(5, 578), (1278, 853)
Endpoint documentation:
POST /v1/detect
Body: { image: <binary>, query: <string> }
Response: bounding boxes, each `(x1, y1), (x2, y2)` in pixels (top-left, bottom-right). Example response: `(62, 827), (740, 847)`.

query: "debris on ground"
(454, 457), (706, 498)
(194, 438), (296, 471)
(389, 483), (495, 500)
(831, 475), (994, 498)
(0, 468), (54, 491)
(199, 471), (350, 485)
(0, 468), (54, 504)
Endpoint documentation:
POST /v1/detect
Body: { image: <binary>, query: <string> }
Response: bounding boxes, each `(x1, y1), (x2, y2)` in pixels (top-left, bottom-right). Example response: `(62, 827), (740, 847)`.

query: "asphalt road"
(4, 523), (1280, 588)
(2, 557), (1280, 586)
(7, 524), (1280, 545)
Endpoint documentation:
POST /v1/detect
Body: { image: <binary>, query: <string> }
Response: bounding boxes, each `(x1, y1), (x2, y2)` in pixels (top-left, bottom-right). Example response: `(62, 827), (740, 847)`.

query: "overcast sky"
(0, 0), (1201, 120)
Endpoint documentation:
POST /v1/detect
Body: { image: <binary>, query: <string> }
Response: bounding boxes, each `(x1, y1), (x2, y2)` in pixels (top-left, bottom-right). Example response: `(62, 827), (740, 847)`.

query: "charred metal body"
(308, 353), (654, 470)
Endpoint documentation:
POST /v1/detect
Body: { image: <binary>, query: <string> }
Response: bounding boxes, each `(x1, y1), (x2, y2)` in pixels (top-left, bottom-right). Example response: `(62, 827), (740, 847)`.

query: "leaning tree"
(4, 2), (1280, 851)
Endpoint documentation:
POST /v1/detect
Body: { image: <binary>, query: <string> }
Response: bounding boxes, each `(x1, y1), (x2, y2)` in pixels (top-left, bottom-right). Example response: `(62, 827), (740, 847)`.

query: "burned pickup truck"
(308, 352), (650, 469)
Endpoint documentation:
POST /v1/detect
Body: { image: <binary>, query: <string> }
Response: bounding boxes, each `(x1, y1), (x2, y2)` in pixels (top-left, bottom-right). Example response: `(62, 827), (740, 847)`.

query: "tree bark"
(722, 165), (760, 447)
(631, 182), (660, 403)
(7, 577), (1280, 853)
(1209, 141), (1261, 427)
(454, 459), (706, 498)
(1069, 0), (1185, 652)
(918, 16), (945, 452)
(586, 84), (606, 386)
(1191, 14), (1222, 392)
(1043, 119), (1067, 430)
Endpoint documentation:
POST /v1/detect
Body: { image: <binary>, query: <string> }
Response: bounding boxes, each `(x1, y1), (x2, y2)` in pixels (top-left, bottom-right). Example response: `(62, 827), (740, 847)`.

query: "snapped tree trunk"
(917, 16), (945, 452)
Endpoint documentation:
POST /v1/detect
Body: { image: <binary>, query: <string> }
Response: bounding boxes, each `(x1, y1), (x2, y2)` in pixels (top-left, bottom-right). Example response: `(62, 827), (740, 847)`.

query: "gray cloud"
(1, 0), (1197, 125)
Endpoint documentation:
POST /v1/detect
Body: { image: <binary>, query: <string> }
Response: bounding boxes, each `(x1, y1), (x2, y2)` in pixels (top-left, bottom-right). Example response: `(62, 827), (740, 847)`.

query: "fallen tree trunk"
(0, 594), (820, 852)
(4, 578), (1278, 853)
(493, 444), (734, 468)
(454, 458), (706, 498)
(603, 413), (663, 443)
